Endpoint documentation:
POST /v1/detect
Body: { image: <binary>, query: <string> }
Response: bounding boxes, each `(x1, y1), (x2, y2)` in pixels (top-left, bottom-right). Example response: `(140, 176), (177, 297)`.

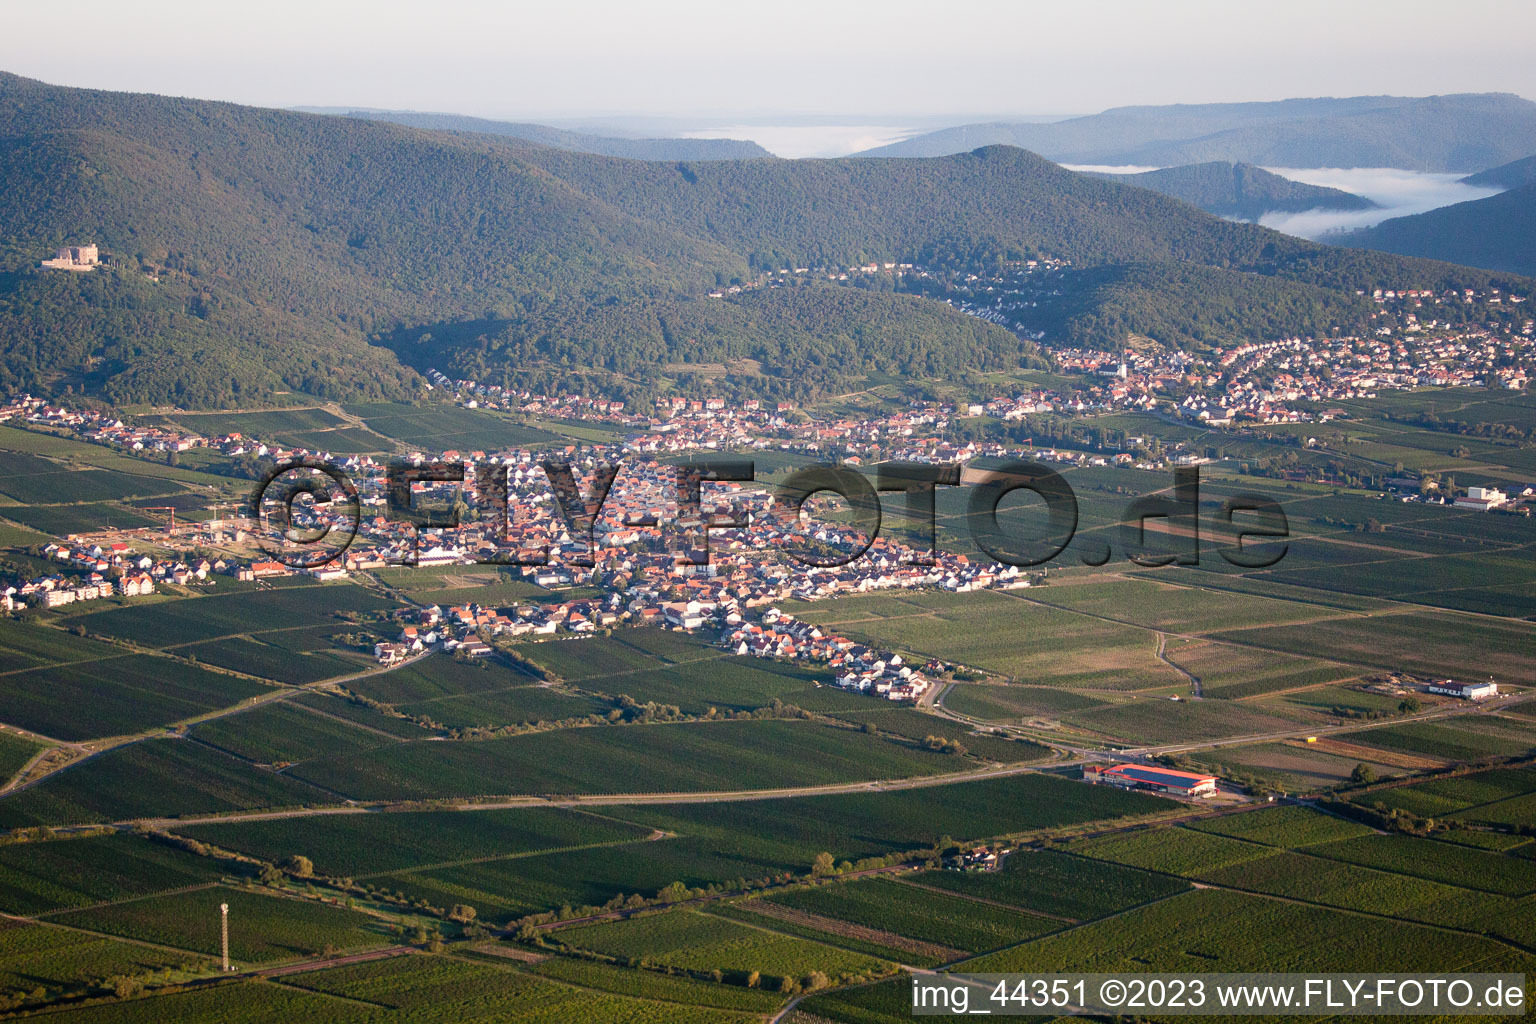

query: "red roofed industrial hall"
(1083, 763), (1219, 797)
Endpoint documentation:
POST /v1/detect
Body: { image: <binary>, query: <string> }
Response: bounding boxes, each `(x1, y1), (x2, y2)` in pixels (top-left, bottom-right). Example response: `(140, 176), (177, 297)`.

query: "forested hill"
(309, 109), (773, 160)
(511, 142), (1312, 269)
(0, 72), (1528, 408)
(1339, 184), (1536, 277)
(504, 143), (1526, 296)
(1088, 163), (1374, 220)
(381, 288), (1051, 402)
(855, 94), (1536, 172)
(0, 73), (748, 404)
(1462, 154), (1536, 190)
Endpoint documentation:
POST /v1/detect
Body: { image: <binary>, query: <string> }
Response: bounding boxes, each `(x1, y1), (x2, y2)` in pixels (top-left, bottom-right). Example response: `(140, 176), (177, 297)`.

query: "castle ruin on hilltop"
(40, 244), (99, 271)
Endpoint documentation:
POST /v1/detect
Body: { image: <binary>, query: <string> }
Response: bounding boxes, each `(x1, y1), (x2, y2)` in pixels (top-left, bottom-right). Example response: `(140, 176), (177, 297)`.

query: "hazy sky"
(5, 0), (1535, 121)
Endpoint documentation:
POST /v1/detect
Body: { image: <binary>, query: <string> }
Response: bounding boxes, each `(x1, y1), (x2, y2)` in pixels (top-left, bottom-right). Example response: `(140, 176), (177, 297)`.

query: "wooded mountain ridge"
(0, 73), (1527, 407)
(1087, 162), (1373, 220)
(856, 94), (1536, 172)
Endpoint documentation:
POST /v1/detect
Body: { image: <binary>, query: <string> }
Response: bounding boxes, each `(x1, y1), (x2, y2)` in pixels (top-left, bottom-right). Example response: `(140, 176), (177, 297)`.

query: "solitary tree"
(1350, 763), (1377, 785)
(107, 976), (144, 1000)
(281, 855), (314, 878)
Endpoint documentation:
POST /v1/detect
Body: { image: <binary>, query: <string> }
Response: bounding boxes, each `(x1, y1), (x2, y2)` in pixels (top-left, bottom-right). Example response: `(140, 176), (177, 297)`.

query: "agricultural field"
(53, 887), (390, 963)
(0, 731), (41, 783)
(0, 624), (127, 673)
(285, 775), (1176, 922)
(1062, 695), (1304, 745)
(396, 686), (614, 730)
(1351, 766), (1536, 818)
(63, 584), (394, 648)
(707, 899), (944, 965)
(940, 683), (1109, 721)
(1068, 825), (1276, 875)
(1044, 808), (1536, 946)
(345, 402), (562, 451)
(1183, 741), (1405, 790)
(283, 952), (760, 1023)
(0, 427), (232, 487)
(577, 656), (858, 715)
(273, 425), (388, 453)
(416, 580), (554, 606)
(140, 407), (349, 439)
(368, 564), (491, 592)
(1457, 793), (1536, 828)
(617, 627), (737, 664)
(342, 655), (614, 729)
(827, 708), (1053, 762)
(292, 691), (433, 738)
(1185, 805), (1373, 847)
(793, 589), (1184, 690)
(0, 466), (178, 505)
(344, 655), (526, 704)
(0, 520), (47, 547)
(518, 635), (670, 681)
(5, 981), (375, 1024)
(555, 907), (894, 981)
(1025, 575), (1343, 634)
(1338, 717), (1536, 762)
(179, 633), (360, 685)
(0, 833), (226, 914)
(0, 446), (189, 508)
(1211, 610), (1536, 685)
(1158, 640), (1355, 700)
(375, 565), (551, 599)
(190, 702), (395, 764)
(0, 738), (332, 828)
(1, 654), (275, 740)
(761, 876), (1053, 952)
(1164, 566), (1392, 613)
(374, 568), (556, 604)
(1262, 548), (1536, 615)
(1194, 850), (1513, 932)
(914, 847), (1190, 920)
(0, 919), (193, 996)
(962, 888), (1525, 974)
(0, 450), (66, 479)
(182, 806), (650, 878)
(662, 655), (832, 709)
(590, 774), (1178, 890)
(527, 954), (785, 1013)
(362, 834), (791, 922)
(1304, 833), (1536, 896)
(284, 720), (963, 801)
(0, 502), (157, 535)
(795, 976), (935, 1024)
(141, 411), (380, 454)
(786, 594), (939, 628)
(1437, 830), (1532, 853)
(1271, 683), (1411, 717)
(282, 953), (579, 1012)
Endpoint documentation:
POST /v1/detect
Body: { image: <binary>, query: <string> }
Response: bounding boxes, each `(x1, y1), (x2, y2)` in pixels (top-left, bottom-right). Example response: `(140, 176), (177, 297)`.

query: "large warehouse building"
(1427, 679), (1498, 700)
(1084, 763), (1220, 797)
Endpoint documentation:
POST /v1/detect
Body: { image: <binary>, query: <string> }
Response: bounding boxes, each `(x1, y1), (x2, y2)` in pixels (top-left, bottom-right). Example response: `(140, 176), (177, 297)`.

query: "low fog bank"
(1259, 167), (1503, 239)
